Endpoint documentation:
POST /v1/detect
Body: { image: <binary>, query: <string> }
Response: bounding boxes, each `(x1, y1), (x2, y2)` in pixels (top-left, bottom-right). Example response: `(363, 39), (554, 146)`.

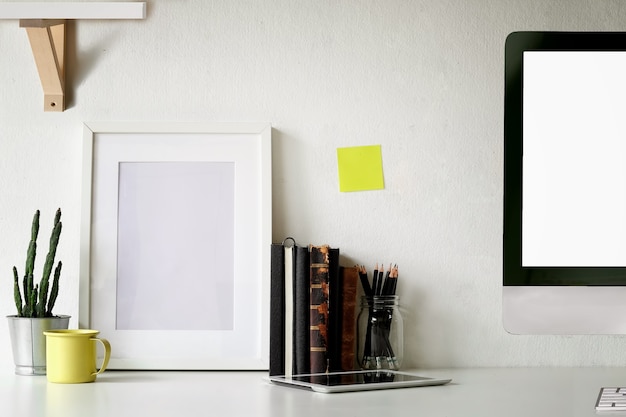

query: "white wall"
(1, 0), (626, 371)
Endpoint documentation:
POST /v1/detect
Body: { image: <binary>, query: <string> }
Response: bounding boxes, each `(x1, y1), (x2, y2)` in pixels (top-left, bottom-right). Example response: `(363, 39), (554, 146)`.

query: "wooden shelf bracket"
(20, 19), (66, 112)
(0, 2), (146, 112)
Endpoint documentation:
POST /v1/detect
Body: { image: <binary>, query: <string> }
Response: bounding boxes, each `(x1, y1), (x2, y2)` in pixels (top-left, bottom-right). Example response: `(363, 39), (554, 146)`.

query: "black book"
(328, 247), (342, 372)
(269, 244), (285, 376)
(293, 245), (310, 375)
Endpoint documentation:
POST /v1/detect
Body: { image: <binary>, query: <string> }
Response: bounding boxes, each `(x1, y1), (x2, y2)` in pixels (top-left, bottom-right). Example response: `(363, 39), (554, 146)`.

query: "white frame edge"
(80, 121), (272, 369)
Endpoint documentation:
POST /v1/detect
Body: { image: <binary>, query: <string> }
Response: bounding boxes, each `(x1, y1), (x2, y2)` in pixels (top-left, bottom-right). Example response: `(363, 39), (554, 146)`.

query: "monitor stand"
(503, 286), (626, 334)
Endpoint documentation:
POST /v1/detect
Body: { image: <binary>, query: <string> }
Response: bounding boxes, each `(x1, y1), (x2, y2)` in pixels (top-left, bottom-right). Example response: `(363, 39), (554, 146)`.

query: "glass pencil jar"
(356, 295), (404, 370)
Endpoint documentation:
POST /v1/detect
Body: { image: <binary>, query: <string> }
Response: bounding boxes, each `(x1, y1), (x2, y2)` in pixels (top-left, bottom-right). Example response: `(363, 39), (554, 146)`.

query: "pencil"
(372, 263), (379, 297)
(358, 265), (372, 297)
(376, 265), (385, 296)
(381, 263), (392, 295)
(390, 264), (398, 295)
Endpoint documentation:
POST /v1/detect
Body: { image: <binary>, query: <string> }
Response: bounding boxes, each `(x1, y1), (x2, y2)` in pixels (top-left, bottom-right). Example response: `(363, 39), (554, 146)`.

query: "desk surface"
(1, 367), (624, 416)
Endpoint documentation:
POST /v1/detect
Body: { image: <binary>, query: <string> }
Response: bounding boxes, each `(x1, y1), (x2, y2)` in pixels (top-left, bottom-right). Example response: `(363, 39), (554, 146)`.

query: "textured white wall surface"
(1, 0), (626, 371)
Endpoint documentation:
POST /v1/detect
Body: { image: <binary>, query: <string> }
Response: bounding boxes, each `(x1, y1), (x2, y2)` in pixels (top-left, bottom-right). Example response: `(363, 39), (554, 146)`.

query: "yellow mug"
(43, 329), (111, 383)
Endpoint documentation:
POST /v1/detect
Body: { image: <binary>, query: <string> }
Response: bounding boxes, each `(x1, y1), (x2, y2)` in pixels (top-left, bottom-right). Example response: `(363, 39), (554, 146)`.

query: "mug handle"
(90, 337), (111, 376)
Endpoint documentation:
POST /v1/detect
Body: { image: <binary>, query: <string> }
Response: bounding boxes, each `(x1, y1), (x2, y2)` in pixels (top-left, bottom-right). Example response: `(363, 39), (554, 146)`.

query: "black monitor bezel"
(503, 31), (626, 286)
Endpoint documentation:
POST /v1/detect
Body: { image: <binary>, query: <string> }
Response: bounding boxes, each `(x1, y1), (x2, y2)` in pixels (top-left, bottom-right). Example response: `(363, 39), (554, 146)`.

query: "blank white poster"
(115, 161), (235, 330)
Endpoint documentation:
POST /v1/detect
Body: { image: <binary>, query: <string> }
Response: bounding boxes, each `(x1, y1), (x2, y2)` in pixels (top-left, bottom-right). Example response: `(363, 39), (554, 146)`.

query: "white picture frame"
(79, 121), (271, 370)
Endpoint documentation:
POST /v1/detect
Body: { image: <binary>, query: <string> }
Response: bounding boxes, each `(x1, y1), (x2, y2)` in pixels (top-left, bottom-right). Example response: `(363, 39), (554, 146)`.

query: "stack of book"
(269, 239), (359, 376)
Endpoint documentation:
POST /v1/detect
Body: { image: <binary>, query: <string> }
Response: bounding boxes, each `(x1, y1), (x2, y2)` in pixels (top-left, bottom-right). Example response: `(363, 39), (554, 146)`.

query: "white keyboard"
(596, 387), (626, 411)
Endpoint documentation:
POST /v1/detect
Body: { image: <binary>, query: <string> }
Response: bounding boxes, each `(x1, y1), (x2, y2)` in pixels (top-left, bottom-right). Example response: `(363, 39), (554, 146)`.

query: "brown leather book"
(309, 245), (330, 374)
(339, 266), (359, 371)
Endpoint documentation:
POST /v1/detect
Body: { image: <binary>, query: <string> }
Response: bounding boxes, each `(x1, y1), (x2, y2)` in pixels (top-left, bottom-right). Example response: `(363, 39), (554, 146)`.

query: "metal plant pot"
(7, 315), (71, 375)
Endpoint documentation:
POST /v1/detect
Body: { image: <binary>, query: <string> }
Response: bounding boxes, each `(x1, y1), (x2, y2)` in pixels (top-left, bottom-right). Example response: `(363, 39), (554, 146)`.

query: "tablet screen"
(268, 370), (451, 393)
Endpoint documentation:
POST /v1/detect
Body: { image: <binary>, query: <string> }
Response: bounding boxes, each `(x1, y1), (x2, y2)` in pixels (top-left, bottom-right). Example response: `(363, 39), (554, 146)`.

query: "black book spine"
(328, 248), (342, 372)
(269, 244), (285, 376)
(293, 245), (310, 375)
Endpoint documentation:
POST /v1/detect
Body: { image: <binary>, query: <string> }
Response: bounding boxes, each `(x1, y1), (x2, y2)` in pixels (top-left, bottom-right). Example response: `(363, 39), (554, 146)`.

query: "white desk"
(1, 367), (623, 416)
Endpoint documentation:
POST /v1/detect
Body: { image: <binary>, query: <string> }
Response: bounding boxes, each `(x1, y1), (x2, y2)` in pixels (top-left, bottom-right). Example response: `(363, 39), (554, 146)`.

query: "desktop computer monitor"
(503, 31), (626, 334)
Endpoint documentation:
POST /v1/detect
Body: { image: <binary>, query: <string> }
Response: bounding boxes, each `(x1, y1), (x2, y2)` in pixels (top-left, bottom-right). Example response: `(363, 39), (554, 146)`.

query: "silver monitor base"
(503, 286), (626, 334)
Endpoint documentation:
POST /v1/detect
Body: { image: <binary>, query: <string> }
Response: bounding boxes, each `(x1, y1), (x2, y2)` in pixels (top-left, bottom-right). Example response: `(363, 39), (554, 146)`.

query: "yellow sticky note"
(336, 145), (385, 192)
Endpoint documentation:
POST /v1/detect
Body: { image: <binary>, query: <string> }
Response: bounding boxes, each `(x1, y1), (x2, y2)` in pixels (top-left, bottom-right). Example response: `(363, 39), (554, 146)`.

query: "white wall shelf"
(0, 2), (147, 112)
(0, 2), (146, 20)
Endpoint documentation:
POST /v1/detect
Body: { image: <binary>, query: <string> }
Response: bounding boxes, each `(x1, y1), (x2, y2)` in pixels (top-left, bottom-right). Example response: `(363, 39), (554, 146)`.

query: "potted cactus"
(6, 209), (70, 375)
